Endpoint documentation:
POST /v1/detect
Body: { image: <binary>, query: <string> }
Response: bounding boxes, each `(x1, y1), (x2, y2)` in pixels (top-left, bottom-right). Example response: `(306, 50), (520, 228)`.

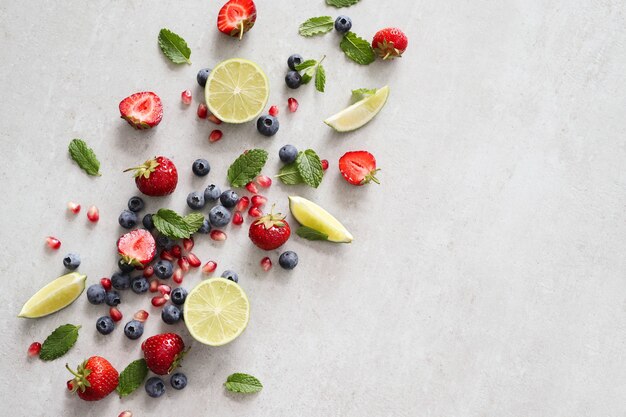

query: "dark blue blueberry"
(154, 260), (173, 279)
(219, 190), (239, 208)
(279, 251), (299, 270)
(203, 184), (221, 202)
(131, 276), (149, 294)
(86, 284), (106, 305)
(111, 272), (131, 290)
(145, 377), (166, 398)
(161, 305), (181, 324)
(192, 159), (210, 176)
(221, 270), (239, 283)
(197, 68), (212, 87)
(171, 287), (188, 305)
(170, 373), (187, 390)
(105, 290), (121, 306)
(118, 258), (135, 273)
(209, 205), (231, 227)
(63, 253), (80, 270)
(124, 319), (144, 340)
(96, 316), (115, 335)
(119, 210), (138, 229)
(256, 115), (280, 136)
(279, 144), (298, 164)
(334, 15), (352, 33)
(287, 54), (303, 71)
(187, 191), (206, 210)
(197, 218), (211, 234)
(285, 71), (302, 89)
(142, 213), (155, 230)
(156, 235), (175, 250)
(128, 196), (145, 212)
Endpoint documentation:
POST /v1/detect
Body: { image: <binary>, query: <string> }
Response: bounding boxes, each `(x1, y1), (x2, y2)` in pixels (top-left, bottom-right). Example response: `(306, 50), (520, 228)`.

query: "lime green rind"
(18, 272), (86, 318)
(324, 85), (390, 132)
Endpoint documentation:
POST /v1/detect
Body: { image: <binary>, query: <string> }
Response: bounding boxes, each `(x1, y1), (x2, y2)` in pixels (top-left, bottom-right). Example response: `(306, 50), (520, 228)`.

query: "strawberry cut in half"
(117, 229), (156, 267)
(119, 92), (163, 130)
(372, 28), (408, 60)
(124, 156), (178, 196)
(217, 0), (257, 40)
(339, 151), (381, 186)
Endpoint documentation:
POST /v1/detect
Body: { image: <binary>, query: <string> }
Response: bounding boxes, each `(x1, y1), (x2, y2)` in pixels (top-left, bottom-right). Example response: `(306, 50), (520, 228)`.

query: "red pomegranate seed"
(133, 310), (149, 322)
(67, 202), (81, 214)
(251, 195), (267, 208)
(66, 381), (75, 391)
(173, 268), (184, 284)
(187, 252), (201, 267)
(178, 257), (190, 272)
(118, 411), (133, 417)
(149, 279), (159, 293)
(182, 238), (194, 252)
(208, 114), (222, 124)
(197, 103), (208, 119)
(260, 257), (272, 272)
(151, 296), (167, 307)
(321, 159), (329, 171)
(87, 205), (99, 222)
(100, 278), (112, 291)
(255, 175), (272, 188)
(245, 182), (258, 194)
(202, 261), (217, 274)
(232, 212), (244, 225)
(157, 284), (171, 295)
(45, 236), (61, 250)
(143, 266), (154, 278)
(210, 230), (227, 241)
(181, 89), (192, 105)
(269, 105), (279, 116)
(248, 206), (262, 218)
(209, 129), (223, 143)
(160, 249), (175, 261)
(109, 307), (123, 322)
(171, 245), (182, 258)
(236, 196), (250, 212)
(288, 97), (299, 112)
(27, 342), (42, 357)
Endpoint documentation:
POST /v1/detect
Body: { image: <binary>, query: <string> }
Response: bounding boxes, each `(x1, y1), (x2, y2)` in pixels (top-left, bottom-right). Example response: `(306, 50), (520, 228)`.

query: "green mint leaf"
(68, 139), (101, 176)
(351, 88), (377, 101)
(277, 162), (304, 185)
(326, 0), (361, 7)
(296, 149), (324, 188)
(296, 226), (329, 241)
(153, 209), (195, 239)
(224, 373), (263, 394)
(298, 16), (334, 37)
(294, 59), (317, 71)
(183, 212), (205, 234)
(227, 149), (268, 188)
(39, 324), (80, 361)
(117, 359), (148, 397)
(340, 32), (375, 65)
(315, 63), (326, 93)
(301, 66), (316, 84)
(158, 28), (191, 64)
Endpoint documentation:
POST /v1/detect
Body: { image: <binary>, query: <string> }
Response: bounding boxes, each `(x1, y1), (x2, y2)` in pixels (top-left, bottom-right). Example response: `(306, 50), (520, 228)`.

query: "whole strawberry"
(217, 0), (257, 40)
(372, 28), (408, 60)
(339, 151), (380, 186)
(117, 229), (156, 266)
(119, 92), (163, 129)
(142, 333), (186, 375)
(248, 208), (291, 250)
(124, 156), (178, 196)
(66, 356), (119, 401)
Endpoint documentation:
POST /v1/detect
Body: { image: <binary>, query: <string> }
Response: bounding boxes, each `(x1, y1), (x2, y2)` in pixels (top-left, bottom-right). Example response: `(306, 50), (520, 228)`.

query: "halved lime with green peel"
(18, 272), (86, 318)
(289, 196), (353, 243)
(324, 86), (390, 132)
(205, 58), (269, 124)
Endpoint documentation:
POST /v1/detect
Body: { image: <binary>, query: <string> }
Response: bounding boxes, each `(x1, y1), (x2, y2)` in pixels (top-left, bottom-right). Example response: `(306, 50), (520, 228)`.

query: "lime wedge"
(18, 272), (86, 318)
(184, 278), (250, 346)
(205, 58), (269, 124)
(324, 85), (390, 132)
(288, 196), (353, 243)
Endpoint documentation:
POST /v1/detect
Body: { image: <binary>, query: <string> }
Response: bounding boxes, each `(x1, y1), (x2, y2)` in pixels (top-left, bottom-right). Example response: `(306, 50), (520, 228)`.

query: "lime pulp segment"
(324, 85), (390, 132)
(288, 196), (353, 243)
(18, 272), (86, 318)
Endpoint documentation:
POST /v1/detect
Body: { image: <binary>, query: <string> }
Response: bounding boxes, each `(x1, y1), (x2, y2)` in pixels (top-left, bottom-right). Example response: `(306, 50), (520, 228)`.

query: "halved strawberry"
(119, 92), (163, 130)
(372, 28), (408, 60)
(117, 229), (157, 266)
(338, 151), (381, 186)
(217, 0), (257, 40)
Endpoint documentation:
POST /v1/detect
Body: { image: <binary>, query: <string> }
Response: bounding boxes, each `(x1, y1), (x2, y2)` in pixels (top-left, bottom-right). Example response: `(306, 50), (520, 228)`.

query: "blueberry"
(124, 319), (144, 340)
(161, 305), (181, 324)
(334, 15), (352, 33)
(119, 210), (138, 229)
(197, 68), (212, 87)
(221, 270), (239, 283)
(204, 184), (221, 202)
(279, 251), (299, 270)
(105, 290), (121, 306)
(156, 235), (174, 250)
(145, 377), (166, 398)
(171, 287), (188, 305)
(96, 316), (115, 335)
(256, 115), (279, 136)
(154, 260), (173, 279)
(279, 144), (298, 164)
(118, 258), (135, 273)
(63, 253), (80, 270)
(285, 71), (302, 89)
(287, 54), (303, 71)
(142, 213), (155, 230)
(197, 218), (211, 234)
(170, 373), (187, 390)
(111, 272), (131, 290)
(192, 159), (211, 176)
(208, 205), (231, 227)
(128, 196), (145, 212)
(219, 190), (239, 208)
(186, 191), (205, 210)
(86, 284), (106, 305)
(131, 276), (149, 294)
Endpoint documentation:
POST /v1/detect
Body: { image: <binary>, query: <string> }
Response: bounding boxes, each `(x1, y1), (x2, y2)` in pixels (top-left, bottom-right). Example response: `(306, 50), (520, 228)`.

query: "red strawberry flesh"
(339, 151), (380, 186)
(119, 92), (163, 129)
(117, 229), (156, 266)
(217, 0), (257, 40)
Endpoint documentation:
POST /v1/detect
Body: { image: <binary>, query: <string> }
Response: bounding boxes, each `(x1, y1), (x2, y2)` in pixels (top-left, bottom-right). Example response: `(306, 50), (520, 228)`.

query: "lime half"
(205, 58), (269, 124)
(18, 272), (86, 318)
(184, 278), (250, 346)
(324, 85), (390, 132)
(289, 196), (353, 243)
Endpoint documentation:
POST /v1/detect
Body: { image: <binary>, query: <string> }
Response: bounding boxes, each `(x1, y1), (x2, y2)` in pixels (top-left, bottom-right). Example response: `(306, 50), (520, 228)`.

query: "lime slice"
(184, 278), (250, 346)
(18, 272), (86, 318)
(205, 58), (269, 124)
(289, 196), (353, 243)
(324, 85), (390, 132)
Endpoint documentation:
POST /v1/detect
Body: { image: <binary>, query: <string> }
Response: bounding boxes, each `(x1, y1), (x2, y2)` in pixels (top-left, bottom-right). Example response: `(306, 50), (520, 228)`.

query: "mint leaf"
(315, 63), (326, 93)
(68, 139), (101, 176)
(301, 66), (316, 84)
(224, 373), (263, 393)
(153, 209), (198, 239)
(296, 149), (324, 188)
(352, 88), (377, 101)
(298, 16), (334, 37)
(326, 0), (361, 7)
(296, 226), (329, 241)
(277, 162), (304, 185)
(117, 359), (148, 397)
(340, 32), (375, 65)
(295, 60), (317, 71)
(183, 212), (205, 234)
(39, 324), (80, 361)
(227, 149), (268, 187)
(158, 28), (191, 64)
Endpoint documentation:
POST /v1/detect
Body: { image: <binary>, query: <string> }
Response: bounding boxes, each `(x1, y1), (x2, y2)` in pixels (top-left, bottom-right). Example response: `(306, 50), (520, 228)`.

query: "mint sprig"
(117, 359), (148, 397)
(39, 324), (80, 361)
(352, 88), (377, 101)
(340, 32), (375, 65)
(158, 28), (191, 64)
(298, 16), (334, 37)
(295, 56), (326, 92)
(153, 209), (204, 239)
(68, 139), (101, 176)
(277, 150), (324, 188)
(224, 373), (263, 394)
(296, 226), (329, 241)
(326, 0), (361, 7)
(227, 149), (268, 187)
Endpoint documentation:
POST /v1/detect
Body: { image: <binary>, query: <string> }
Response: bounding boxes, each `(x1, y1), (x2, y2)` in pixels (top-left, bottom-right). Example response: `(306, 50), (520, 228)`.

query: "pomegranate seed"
(133, 310), (149, 322)
(173, 268), (184, 284)
(232, 212), (244, 225)
(245, 182), (258, 194)
(67, 202), (81, 214)
(255, 175), (272, 188)
(181, 89), (192, 105)
(149, 279), (159, 293)
(197, 103), (208, 119)
(109, 307), (123, 322)
(182, 238), (194, 252)
(160, 249), (175, 261)
(209, 129), (223, 143)
(100, 278), (112, 291)
(202, 261), (217, 274)
(236, 196), (250, 212)
(87, 205), (99, 222)
(187, 252), (201, 267)
(157, 284), (171, 295)
(171, 245), (182, 258)
(67, 380), (75, 391)
(143, 266), (154, 278)
(248, 206), (262, 218)
(260, 257), (272, 272)
(151, 296), (167, 307)
(27, 342), (41, 357)
(251, 195), (267, 208)
(269, 105), (279, 116)
(118, 411), (133, 417)
(210, 230), (227, 241)
(321, 159), (329, 171)
(45, 236), (61, 250)
(178, 257), (190, 272)
(208, 114), (222, 124)
(288, 97), (299, 112)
